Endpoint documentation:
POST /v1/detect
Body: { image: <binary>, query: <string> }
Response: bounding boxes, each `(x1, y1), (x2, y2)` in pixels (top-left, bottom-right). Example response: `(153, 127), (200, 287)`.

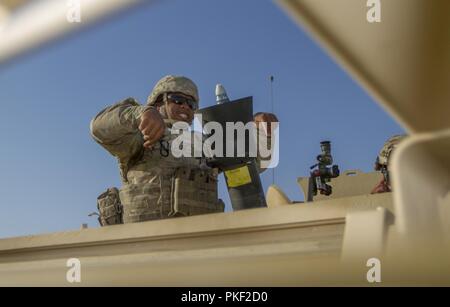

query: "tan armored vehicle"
(0, 0), (449, 286)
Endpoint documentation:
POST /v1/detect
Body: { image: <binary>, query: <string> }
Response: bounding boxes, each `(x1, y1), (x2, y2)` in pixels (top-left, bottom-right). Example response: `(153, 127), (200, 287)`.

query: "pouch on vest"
(97, 187), (123, 226)
(170, 168), (225, 217)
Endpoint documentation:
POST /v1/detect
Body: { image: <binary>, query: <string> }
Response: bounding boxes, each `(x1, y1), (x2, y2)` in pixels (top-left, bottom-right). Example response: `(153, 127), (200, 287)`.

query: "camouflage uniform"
(91, 76), (224, 224)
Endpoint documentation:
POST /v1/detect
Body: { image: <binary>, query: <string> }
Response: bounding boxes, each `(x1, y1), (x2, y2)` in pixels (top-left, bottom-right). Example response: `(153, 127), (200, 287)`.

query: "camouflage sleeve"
(90, 97), (151, 161)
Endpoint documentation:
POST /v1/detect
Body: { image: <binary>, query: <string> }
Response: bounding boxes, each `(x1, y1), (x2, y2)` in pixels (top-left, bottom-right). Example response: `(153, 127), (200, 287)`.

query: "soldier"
(91, 75), (278, 225)
(371, 134), (407, 194)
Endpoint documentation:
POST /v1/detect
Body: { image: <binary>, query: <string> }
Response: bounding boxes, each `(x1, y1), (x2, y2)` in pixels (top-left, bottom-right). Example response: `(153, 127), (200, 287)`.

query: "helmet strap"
(158, 93), (170, 119)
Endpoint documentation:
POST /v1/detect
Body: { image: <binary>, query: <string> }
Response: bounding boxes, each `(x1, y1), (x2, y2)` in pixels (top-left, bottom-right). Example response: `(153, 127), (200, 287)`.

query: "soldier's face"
(164, 93), (195, 123)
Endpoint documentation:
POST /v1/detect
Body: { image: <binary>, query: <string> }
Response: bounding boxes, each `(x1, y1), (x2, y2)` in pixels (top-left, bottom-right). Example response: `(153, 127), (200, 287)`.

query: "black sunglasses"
(167, 94), (196, 109)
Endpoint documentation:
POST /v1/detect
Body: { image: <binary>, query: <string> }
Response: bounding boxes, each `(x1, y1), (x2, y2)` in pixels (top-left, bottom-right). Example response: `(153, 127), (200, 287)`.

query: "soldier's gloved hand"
(139, 108), (165, 149)
(254, 112), (278, 137)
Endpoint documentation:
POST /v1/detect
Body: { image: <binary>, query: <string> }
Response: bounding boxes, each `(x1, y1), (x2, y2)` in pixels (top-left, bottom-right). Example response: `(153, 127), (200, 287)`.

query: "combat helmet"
(375, 134), (407, 169)
(147, 75), (199, 110)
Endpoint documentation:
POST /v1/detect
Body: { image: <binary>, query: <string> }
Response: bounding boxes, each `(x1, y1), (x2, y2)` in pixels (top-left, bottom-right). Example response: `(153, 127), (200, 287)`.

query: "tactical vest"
(118, 129), (224, 224)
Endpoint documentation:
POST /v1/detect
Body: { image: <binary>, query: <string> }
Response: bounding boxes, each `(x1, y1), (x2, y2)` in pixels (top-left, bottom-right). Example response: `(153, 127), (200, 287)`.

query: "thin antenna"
(270, 75), (275, 186)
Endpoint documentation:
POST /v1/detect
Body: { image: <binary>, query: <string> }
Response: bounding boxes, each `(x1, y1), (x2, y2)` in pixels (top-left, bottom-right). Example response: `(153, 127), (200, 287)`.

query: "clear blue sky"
(0, 0), (404, 238)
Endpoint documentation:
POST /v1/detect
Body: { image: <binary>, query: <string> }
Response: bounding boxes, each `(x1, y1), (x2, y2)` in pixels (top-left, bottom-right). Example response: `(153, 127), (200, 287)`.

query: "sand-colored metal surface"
(275, 2), (450, 283)
(342, 207), (393, 261)
(1, 0), (29, 10)
(1, 0), (449, 286)
(392, 128), (450, 240)
(277, 0), (450, 133)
